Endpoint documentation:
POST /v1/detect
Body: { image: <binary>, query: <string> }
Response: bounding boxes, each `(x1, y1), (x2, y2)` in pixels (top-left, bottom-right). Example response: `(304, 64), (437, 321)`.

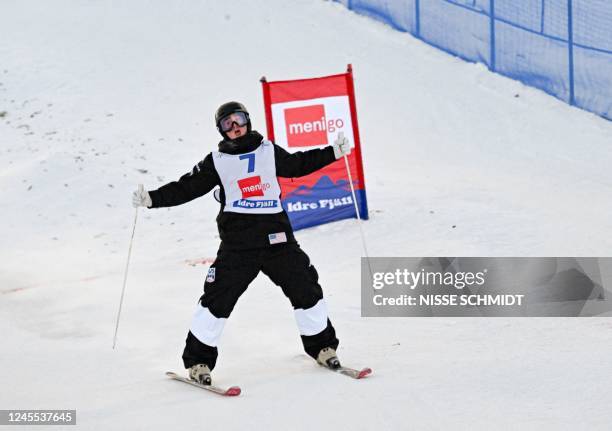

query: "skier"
(132, 101), (352, 385)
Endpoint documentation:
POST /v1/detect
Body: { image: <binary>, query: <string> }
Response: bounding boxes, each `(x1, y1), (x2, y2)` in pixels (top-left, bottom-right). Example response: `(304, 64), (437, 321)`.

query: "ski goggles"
(218, 111), (249, 132)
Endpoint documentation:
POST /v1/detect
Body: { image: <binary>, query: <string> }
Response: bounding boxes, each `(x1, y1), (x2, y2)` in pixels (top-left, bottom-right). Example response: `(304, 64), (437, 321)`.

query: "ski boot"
(189, 364), (212, 385)
(317, 347), (341, 369)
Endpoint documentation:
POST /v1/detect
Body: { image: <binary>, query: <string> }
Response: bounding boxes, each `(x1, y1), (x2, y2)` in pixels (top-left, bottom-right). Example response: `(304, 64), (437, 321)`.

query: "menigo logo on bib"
(284, 104), (345, 148)
(237, 175), (271, 198)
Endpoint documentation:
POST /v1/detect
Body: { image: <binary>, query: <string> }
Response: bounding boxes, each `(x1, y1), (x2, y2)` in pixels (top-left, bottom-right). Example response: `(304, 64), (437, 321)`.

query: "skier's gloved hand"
(332, 131), (352, 159)
(132, 184), (152, 208)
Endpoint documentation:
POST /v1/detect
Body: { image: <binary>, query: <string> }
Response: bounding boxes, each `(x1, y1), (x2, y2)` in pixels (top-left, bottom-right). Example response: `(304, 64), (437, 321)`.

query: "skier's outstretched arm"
(134, 154), (220, 208)
(274, 133), (352, 178)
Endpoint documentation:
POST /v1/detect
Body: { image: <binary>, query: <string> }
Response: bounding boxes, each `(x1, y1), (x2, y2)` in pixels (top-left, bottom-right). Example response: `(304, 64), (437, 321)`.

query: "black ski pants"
(182, 242), (339, 370)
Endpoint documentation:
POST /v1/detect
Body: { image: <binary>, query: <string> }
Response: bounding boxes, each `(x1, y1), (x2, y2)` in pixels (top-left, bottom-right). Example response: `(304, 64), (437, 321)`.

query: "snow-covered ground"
(2, 1), (612, 429)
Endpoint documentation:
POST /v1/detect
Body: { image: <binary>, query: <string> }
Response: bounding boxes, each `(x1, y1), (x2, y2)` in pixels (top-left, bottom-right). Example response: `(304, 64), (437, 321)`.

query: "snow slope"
(2, 0), (612, 429)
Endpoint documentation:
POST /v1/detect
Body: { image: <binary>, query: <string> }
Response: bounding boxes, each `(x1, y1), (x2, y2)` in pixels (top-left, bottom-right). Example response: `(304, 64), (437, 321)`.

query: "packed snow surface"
(2, 1), (612, 429)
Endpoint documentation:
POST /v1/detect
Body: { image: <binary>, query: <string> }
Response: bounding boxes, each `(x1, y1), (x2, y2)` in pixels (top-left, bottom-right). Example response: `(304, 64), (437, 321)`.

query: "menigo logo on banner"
(284, 104), (345, 147)
(271, 96), (353, 149)
(233, 175), (278, 209)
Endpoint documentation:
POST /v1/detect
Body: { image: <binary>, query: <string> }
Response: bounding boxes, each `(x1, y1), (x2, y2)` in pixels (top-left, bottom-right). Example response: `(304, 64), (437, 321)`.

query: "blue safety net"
(335, 0), (612, 120)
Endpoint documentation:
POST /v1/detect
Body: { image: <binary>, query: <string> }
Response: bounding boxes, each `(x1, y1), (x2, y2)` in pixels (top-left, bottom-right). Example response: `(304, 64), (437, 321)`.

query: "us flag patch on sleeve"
(268, 232), (287, 245)
(206, 267), (216, 283)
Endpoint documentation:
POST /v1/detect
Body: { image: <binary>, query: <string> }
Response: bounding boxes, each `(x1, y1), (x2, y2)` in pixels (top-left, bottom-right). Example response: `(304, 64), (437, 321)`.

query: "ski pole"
(113, 185), (141, 349)
(341, 139), (373, 280)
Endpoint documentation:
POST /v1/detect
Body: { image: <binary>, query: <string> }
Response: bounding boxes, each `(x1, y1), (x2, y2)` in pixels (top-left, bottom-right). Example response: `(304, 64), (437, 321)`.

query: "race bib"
(212, 141), (283, 214)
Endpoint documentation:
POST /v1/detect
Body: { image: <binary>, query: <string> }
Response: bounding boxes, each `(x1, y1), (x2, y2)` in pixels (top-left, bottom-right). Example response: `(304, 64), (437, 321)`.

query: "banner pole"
(260, 76), (276, 142)
(345, 65), (373, 280)
(345, 65), (368, 219)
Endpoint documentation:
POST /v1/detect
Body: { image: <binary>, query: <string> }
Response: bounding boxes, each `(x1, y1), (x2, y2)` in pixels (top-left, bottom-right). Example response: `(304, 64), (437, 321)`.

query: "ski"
(321, 365), (372, 379)
(165, 371), (241, 396)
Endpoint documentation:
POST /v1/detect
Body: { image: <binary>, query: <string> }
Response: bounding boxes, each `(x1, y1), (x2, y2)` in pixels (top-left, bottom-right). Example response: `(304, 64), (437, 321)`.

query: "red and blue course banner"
(261, 65), (369, 230)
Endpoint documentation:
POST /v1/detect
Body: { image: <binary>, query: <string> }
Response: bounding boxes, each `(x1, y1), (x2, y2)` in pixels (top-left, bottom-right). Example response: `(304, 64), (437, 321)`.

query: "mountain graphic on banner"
(283, 175), (357, 199)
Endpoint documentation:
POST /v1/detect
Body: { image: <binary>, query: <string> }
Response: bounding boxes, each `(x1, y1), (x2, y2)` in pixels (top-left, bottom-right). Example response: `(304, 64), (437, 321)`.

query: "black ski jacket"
(148, 131), (336, 250)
